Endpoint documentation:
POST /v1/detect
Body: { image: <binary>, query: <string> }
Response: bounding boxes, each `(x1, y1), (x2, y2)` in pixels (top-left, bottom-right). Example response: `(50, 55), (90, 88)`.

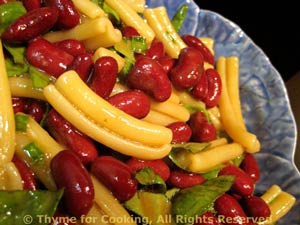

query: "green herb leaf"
(15, 114), (29, 132)
(131, 36), (147, 54)
(124, 191), (173, 225)
(172, 142), (210, 154)
(134, 167), (167, 193)
(29, 66), (51, 89)
(103, 2), (120, 22)
(5, 58), (28, 77)
(3, 43), (26, 65)
(0, 189), (63, 225)
(0, 1), (27, 34)
(171, 4), (188, 32)
(23, 142), (45, 165)
(171, 176), (235, 225)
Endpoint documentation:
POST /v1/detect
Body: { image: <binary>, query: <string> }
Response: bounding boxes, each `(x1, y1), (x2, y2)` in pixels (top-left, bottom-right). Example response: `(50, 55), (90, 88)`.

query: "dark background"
(195, 1), (300, 81)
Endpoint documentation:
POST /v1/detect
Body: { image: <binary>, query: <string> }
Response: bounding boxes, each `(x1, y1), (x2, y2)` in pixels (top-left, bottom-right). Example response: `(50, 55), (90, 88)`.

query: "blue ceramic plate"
(146, 0), (300, 224)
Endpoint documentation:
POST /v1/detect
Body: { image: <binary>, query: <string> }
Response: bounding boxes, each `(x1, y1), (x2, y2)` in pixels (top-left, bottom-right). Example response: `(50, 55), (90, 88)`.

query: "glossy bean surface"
(127, 56), (172, 102)
(241, 195), (271, 219)
(91, 156), (137, 202)
(47, 109), (98, 165)
(26, 38), (74, 78)
(69, 53), (93, 82)
(167, 170), (205, 188)
(108, 90), (151, 119)
(2, 7), (58, 43)
(51, 150), (94, 217)
(240, 153), (260, 183)
(167, 121), (192, 143)
(219, 164), (254, 196)
(21, 0), (41, 11)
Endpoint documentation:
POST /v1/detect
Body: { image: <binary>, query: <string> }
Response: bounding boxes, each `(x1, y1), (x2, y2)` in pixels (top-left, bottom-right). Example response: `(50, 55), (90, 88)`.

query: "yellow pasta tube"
(72, 0), (105, 19)
(188, 143), (244, 173)
(92, 48), (125, 72)
(259, 185), (296, 224)
(83, 27), (122, 50)
(199, 37), (214, 55)
(43, 17), (118, 45)
(226, 57), (246, 130)
(91, 175), (137, 225)
(144, 7), (187, 58)
(82, 204), (112, 225)
(55, 71), (172, 146)
(105, 0), (155, 44)
(43, 84), (172, 160)
(142, 110), (178, 126)
(0, 40), (15, 164)
(122, 0), (145, 13)
(9, 76), (46, 100)
(0, 162), (23, 190)
(217, 57), (260, 153)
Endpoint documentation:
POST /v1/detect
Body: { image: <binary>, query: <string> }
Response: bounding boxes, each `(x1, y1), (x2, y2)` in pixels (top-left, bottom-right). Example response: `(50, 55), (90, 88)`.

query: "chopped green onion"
(15, 114), (29, 132)
(29, 66), (51, 89)
(131, 36), (147, 54)
(172, 142), (211, 154)
(23, 142), (45, 164)
(5, 57), (28, 77)
(171, 4), (188, 32)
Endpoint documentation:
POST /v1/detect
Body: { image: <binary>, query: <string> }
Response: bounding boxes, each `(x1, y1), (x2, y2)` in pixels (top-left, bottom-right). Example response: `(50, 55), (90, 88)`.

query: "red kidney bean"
(122, 26), (140, 38)
(167, 170), (205, 189)
(126, 157), (170, 181)
(12, 155), (37, 190)
(215, 194), (249, 225)
(219, 164), (254, 196)
(91, 156), (137, 202)
(205, 69), (222, 108)
(192, 70), (208, 101)
(157, 55), (175, 74)
(69, 53), (93, 82)
(169, 47), (204, 90)
(51, 150), (94, 217)
(145, 40), (165, 60)
(89, 56), (118, 99)
(26, 38), (74, 78)
(166, 121), (192, 143)
(189, 111), (217, 142)
(108, 90), (151, 119)
(2, 7), (58, 44)
(47, 109), (98, 165)
(181, 34), (215, 65)
(12, 97), (29, 114)
(241, 195), (271, 220)
(44, 0), (80, 29)
(240, 153), (260, 183)
(127, 56), (172, 102)
(194, 211), (222, 225)
(54, 39), (87, 57)
(26, 99), (47, 123)
(21, 0), (41, 11)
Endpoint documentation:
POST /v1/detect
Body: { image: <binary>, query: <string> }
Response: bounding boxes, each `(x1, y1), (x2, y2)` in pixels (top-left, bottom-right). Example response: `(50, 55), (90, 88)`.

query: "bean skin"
(127, 56), (172, 102)
(2, 7), (59, 43)
(166, 121), (192, 143)
(44, 0), (80, 29)
(215, 194), (249, 225)
(25, 38), (74, 78)
(12, 97), (29, 114)
(51, 150), (94, 217)
(121, 26), (140, 38)
(205, 69), (222, 108)
(182, 34), (215, 65)
(108, 90), (151, 119)
(126, 158), (170, 181)
(21, 0), (41, 11)
(241, 195), (271, 219)
(145, 40), (165, 60)
(12, 155), (37, 190)
(167, 170), (205, 188)
(47, 109), (98, 165)
(91, 156), (137, 202)
(192, 70), (208, 101)
(89, 56), (118, 99)
(69, 53), (93, 82)
(26, 99), (47, 123)
(157, 55), (175, 73)
(189, 111), (217, 142)
(169, 47), (204, 90)
(54, 39), (87, 57)
(219, 164), (254, 196)
(240, 153), (260, 183)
